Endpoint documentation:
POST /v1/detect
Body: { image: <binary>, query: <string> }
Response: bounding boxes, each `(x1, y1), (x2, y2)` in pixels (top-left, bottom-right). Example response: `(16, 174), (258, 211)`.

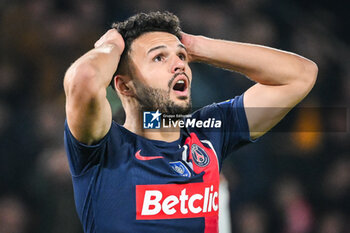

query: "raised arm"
(181, 33), (318, 139)
(64, 29), (125, 145)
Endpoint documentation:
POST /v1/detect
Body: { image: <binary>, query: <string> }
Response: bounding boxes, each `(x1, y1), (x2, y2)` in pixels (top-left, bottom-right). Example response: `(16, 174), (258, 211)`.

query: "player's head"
(112, 11), (192, 115)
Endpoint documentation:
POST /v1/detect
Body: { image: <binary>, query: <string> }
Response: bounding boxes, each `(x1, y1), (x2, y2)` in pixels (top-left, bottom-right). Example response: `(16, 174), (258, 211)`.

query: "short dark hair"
(110, 11), (182, 88)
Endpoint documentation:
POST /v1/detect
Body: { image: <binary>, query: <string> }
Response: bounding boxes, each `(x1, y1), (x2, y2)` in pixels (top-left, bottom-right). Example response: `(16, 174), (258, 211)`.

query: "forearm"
(63, 30), (124, 144)
(182, 33), (317, 139)
(187, 35), (317, 86)
(65, 43), (121, 90)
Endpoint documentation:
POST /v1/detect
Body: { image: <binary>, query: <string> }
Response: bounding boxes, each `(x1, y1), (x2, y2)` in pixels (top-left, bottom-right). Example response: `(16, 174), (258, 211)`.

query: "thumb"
(94, 35), (105, 48)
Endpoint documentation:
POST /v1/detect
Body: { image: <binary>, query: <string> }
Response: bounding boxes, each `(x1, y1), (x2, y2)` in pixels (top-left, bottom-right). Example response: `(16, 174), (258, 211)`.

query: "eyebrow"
(178, 44), (187, 51)
(147, 44), (187, 54)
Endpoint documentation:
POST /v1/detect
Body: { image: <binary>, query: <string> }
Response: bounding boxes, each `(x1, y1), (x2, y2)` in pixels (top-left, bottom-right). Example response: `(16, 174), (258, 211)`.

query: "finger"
(94, 39), (103, 48)
(94, 33), (107, 48)
(180, 32), (192, 47)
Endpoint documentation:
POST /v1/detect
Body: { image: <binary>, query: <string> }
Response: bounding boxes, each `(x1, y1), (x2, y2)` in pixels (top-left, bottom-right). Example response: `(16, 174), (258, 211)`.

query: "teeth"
(177, 80), (185, 84)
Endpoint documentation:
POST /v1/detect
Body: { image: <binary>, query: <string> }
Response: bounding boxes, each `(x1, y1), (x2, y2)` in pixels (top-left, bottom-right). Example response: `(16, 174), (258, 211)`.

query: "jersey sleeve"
(217, 94), (256, 158)
(63, 120), (112, 176)
(191, 94), (255, 162)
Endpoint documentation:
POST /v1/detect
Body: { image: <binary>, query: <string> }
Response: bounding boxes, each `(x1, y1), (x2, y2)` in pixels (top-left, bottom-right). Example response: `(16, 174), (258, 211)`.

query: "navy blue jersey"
(64, 95), (252, 233)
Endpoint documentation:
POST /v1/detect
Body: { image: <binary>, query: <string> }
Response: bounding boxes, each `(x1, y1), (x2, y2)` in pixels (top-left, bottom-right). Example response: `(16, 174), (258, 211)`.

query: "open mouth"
(171, 74), (189, 97)
(173, 79), (186, 92)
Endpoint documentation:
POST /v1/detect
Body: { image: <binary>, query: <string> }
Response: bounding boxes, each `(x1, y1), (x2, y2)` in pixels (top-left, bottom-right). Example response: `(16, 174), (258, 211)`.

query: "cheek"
(187, 66), (193, 82)
(142, 69), (170, 88)
(131, 65), (159, 87)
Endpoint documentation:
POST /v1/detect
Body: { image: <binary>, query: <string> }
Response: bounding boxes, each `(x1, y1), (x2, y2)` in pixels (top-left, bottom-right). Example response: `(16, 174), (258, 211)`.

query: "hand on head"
(180, 32), (197, 63)
(94, 29), (125, 55)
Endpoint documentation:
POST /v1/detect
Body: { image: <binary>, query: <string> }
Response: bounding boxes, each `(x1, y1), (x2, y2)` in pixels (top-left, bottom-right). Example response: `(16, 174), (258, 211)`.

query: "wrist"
(187, 35), (211, 63)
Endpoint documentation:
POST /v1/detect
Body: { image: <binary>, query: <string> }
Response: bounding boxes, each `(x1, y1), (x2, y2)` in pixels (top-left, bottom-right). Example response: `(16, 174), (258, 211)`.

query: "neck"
(122, 100), (181, 142)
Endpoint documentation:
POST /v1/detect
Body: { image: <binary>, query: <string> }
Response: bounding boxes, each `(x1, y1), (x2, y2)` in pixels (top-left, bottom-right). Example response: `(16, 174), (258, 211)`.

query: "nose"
(171, 56), (185, 73)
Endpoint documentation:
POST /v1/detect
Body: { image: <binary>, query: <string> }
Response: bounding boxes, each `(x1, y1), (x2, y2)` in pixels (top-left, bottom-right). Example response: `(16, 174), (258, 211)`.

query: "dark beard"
(134, 81), (192, 118)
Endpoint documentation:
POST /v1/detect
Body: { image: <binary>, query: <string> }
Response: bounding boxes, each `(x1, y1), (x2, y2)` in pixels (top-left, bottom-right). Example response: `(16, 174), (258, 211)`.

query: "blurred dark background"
(0, 0), (349, 232)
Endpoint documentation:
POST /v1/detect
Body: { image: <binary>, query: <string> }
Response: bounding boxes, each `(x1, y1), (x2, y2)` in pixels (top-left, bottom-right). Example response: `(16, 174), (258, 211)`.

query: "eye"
(178, 53), (187, 61)
(153, 54), (164, 62)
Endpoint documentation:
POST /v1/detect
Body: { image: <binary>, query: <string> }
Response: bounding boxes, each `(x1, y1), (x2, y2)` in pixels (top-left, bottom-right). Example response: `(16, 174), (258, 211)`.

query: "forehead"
(131, 31), (182, 55)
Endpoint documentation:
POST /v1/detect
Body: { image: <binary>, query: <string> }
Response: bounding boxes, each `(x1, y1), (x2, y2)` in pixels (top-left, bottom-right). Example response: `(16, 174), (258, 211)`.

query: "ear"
(114, 75), (135, 97)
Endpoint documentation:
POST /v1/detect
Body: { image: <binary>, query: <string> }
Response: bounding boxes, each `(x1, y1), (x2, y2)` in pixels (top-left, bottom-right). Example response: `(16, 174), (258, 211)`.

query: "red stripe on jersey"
(185, 133), (220, 233)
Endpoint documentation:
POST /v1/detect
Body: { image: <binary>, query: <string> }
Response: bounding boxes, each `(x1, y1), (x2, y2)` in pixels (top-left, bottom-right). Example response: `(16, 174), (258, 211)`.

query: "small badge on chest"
(169, 161), (191, 177)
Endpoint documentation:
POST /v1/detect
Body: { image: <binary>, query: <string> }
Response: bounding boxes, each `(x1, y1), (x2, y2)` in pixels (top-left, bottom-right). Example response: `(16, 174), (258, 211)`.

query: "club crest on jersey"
(169, 161), (191, 177)
(191, 144), (210, 167)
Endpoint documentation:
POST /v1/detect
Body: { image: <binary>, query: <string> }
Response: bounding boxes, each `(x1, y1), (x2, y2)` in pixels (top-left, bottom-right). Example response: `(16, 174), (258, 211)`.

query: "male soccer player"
(64, 11), (317, 233)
